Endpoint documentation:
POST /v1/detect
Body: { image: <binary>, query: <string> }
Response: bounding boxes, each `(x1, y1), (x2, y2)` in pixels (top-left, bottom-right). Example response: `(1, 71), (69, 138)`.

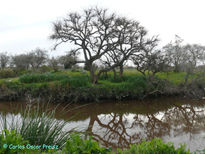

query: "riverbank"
(0, 70), (204, 103)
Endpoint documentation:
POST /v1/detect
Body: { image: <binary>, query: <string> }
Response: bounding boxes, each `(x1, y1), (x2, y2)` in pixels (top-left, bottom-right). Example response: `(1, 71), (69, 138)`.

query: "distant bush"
(39, 65), (53, 73)
(118, 138), (190, 154)
(62, 133), (112, 154)
(19, 73), (69, 83)
(0, 69), (16, 78)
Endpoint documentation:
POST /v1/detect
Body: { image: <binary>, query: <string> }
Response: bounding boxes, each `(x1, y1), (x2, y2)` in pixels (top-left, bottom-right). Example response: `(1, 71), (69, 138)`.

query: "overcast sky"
(1, 0), (205, 56)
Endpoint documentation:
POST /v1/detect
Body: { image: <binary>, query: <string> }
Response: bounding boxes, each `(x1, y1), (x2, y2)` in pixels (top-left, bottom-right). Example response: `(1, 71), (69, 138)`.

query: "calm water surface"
(0, 97), (205, 152)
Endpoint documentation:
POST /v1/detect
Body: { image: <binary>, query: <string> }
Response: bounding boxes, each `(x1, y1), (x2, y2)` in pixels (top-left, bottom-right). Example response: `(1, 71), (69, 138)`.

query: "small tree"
(163, 35), (185, 72)
(0, 52), (10, 69)
(12, 54), (30, 70)
(49, 57), (59, 71)
(28, 48), (48, 69)
(58, 51), (78, 69)
(132, 38), (166, 78)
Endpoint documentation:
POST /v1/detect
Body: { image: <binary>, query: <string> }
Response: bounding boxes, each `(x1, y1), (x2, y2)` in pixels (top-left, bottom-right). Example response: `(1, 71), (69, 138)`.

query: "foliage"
(62, 133), (112, 154)
(0, 69), (16, 79)
(39, 65), (53, 73)
(0, 129), (29, 154)
(19, 73), (69, 83)
(60, 75), (91, 88)
(118, 138), (190, 154)
(0, 104), (70, 150)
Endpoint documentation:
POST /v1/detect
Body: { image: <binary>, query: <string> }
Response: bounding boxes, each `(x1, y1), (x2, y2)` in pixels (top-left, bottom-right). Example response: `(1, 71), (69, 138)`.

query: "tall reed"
(0, 102), (71, 149)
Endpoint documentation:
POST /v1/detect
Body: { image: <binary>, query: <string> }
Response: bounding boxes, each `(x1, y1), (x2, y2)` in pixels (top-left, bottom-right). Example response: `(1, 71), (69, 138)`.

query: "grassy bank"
(0, 70), (204, 103)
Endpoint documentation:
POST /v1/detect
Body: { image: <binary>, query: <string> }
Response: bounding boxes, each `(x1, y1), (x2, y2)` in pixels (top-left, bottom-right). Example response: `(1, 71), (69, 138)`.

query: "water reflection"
(0, 98), (205, 152)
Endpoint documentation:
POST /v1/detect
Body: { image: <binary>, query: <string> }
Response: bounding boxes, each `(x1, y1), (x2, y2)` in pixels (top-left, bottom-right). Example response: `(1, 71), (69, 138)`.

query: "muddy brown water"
(0, 97), (205, 152)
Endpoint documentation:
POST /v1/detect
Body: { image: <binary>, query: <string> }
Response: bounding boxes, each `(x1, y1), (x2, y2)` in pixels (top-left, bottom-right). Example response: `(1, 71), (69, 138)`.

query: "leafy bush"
(118, 138), (190, 154)
(0, 129), (29, 154)
(60, 75), (91, 88)
(39, 65), (53, 73)
(62, 133), (112, 154)
(19, 73), (69, 83)
(0, 69), (16, 79)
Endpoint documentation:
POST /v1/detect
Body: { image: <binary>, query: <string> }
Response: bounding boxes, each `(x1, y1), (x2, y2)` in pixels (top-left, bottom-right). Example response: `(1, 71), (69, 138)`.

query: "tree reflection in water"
(0, 99), (205, 152)
(84, 103), (205, 151)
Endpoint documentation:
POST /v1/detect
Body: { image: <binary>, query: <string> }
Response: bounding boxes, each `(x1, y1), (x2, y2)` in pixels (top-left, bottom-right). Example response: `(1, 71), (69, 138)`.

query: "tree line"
(0, 49), (78, 71)
(1, 7), (205, 84)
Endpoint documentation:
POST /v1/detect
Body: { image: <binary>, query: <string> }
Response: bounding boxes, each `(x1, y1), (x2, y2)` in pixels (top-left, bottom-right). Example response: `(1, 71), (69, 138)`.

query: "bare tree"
(163, 35), (185, 72)
(181, 44), (205, 84)
(50, 7), (118, 83)
(101, 17), (153, 78)
(132, 38), (166, 78)
(12, 54), (30, 70)
(28, 48), (48, 69)
(49, 57), (59, 71)
(0, 52), (10, 69)
(58, 51), (78, 69)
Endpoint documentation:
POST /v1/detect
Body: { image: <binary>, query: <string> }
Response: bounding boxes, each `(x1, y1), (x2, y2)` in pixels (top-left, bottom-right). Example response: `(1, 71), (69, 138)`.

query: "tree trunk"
(113, 69), (117, 80)
(119, 65), (123, 78)
(90, 71), (98, 84)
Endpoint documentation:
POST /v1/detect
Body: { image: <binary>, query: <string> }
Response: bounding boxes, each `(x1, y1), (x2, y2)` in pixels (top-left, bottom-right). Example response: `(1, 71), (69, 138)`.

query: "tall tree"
(50, 7), (157, 83)
(163, 35), (185, 72)
(50, 7), (117, 83)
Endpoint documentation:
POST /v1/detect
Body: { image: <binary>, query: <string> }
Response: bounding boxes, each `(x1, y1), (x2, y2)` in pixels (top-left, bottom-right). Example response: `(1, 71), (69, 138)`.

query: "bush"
(0, 69), (16, 79)
(39, 65), (53, 73)
(118, 138), (190, 154)
(62, 133), (112, 154)
(19, 73), (69, 83)
(0, 129), (29, 154)
(60, 76), (91, 88)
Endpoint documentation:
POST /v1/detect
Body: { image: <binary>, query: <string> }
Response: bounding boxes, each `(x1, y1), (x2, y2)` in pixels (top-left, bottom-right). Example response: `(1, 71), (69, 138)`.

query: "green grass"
(157, 72), (197, 85)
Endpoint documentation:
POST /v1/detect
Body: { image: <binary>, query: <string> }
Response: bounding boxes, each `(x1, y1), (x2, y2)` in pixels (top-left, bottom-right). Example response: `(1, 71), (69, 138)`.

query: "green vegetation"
(0, 104), (70, 149)
(118, 138), (190, 154)
(0, 131), (193, 154)
(0, 129), (29, 154)
(0, 70), (203, 102)
(19, 73), (69, 83)
(62, 133), (111, 154)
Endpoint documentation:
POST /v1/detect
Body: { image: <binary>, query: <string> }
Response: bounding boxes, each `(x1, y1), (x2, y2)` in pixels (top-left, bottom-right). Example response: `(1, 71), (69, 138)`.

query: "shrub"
(60, 76), (91, 88)
(62, 133), (112, 154)
(39, 65), (53, 73)
(118, 138), (190, 154)
(19, 73), (69, 83)
(0, 129), (29, 154)
(0, 69), (16, 79)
